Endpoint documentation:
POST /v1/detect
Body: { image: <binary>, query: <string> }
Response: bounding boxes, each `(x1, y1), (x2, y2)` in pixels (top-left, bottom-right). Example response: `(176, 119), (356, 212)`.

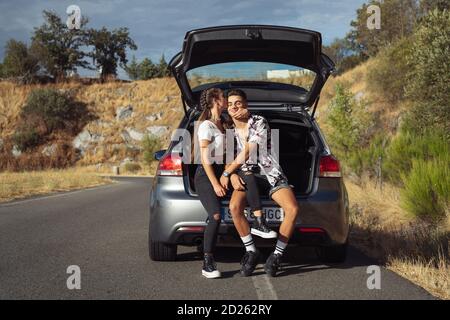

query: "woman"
(194, 88), (229, 279)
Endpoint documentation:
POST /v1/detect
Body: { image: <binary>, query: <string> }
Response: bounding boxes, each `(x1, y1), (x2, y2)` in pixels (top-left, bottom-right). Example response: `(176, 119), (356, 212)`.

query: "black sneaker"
(240, 250), (260, 277)
(202, 254), (221, 279)
(251, 217), (277, 239)
(264, 253), (282, 277)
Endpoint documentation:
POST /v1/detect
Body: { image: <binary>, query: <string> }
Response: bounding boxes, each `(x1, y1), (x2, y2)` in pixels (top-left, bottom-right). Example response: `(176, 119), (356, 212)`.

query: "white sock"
(241, 234), (256, 252)
(274, 239), (287, 256)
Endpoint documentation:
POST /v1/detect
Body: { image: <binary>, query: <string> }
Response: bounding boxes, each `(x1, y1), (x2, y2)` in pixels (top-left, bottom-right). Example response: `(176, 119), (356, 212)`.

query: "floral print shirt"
(235, 114), (288, 187)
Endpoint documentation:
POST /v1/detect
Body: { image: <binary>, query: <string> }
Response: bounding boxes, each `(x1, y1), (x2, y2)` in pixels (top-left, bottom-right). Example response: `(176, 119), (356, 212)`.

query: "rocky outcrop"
(73, 129), (104, 155)
(12, 145), (21, 158)
(41, 143), (58, 157)
(145, 112), (163, 122)
(115, 105), (134, 121)
(146, 126), (169, 137)
(124, 127), (145, 141)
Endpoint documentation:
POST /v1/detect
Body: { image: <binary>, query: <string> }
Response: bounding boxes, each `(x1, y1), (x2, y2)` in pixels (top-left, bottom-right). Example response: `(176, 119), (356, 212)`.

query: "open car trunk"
(170, 25), (335, 109)
(184, 110), (318, 198)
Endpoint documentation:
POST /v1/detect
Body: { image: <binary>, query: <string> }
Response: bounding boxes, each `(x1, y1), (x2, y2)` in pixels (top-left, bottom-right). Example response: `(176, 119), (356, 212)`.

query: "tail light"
(299, 227), (325, 233)
(319, 155), (341, 177)
(157, 152), (182, 176)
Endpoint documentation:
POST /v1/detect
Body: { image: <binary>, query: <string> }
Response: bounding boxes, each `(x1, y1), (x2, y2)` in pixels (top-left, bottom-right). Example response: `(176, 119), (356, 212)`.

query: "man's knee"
(229, 202), (245, 217)
(284, 204), (299, 220)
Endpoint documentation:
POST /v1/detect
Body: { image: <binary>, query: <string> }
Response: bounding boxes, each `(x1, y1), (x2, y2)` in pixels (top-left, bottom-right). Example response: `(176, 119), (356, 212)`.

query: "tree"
(2, 39), (39, 83)
(156, 54), (170, 77)
(139, 58), (158, 79)
(366, 37), (413, 102)
(125, 56), (140, 80)
(31, 10), (90, 82)
(404, 9), (450, 134)
(419, 0), (449, 14)
(87, 27), (137, 81)
(346, 0), (419, 57)
(323, 38), (363, 74)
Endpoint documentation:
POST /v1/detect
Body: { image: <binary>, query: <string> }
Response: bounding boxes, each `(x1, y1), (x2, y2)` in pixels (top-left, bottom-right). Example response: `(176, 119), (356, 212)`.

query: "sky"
(0, 0), (367, 78)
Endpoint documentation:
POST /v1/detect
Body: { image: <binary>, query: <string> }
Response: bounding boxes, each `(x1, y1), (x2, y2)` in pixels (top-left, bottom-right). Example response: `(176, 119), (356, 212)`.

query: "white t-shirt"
(197, 120), (225, 164)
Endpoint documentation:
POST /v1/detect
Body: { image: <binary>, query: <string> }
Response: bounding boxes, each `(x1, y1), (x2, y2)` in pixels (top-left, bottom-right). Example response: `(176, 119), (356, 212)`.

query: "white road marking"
(0, 182), (121, 208)
(251, 266), (278, 300)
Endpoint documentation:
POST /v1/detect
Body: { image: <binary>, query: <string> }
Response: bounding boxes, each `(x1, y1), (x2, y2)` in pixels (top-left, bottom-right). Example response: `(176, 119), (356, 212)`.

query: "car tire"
(316, 242), (347, 263)
(149, 238), (177, 261)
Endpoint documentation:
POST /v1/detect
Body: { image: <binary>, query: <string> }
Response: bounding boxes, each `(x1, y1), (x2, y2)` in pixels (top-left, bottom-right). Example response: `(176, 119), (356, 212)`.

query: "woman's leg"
(194, 168), (222, 255)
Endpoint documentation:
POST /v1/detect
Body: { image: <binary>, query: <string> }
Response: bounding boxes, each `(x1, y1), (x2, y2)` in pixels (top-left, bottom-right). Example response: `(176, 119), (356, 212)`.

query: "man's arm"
(220, 142), (256, 190)
(225, 142), (256, 174)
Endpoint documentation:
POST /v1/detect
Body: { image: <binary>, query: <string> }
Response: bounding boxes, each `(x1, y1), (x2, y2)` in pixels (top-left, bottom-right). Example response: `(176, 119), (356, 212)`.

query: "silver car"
(149, 25), (350, 263)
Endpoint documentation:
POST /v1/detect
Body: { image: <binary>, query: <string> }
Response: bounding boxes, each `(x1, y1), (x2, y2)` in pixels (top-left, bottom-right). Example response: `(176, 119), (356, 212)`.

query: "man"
(219, 89), (300, 277)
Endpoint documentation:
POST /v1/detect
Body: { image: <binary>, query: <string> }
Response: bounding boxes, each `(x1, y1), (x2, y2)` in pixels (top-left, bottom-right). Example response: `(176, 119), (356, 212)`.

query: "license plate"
(221, 207), (284, 223)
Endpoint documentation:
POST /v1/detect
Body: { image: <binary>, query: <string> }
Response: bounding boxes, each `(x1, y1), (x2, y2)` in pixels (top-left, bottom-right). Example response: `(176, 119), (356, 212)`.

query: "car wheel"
(316, 243), (347, 263)
(149, 238), (177, 261)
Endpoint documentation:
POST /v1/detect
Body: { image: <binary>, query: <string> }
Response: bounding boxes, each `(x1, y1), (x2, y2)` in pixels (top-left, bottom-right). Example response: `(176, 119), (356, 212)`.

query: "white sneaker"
(251, 219), (278, 239)
(202, 269), (221, 279)
(251, 227), (278, 239)
(202, 255), (221, 279)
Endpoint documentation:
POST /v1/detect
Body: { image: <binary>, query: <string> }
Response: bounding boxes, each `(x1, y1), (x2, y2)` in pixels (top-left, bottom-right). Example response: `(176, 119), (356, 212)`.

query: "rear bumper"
(150, 176), (349, 247)
(171, 224), (333, 248)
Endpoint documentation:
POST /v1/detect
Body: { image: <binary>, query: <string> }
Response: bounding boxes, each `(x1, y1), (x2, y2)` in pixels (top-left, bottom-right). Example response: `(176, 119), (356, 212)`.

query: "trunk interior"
(183, 110), (318, 198)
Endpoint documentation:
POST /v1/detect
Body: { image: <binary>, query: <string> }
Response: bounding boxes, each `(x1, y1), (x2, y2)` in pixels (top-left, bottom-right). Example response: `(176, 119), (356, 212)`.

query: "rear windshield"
(187, 62), (316, 92)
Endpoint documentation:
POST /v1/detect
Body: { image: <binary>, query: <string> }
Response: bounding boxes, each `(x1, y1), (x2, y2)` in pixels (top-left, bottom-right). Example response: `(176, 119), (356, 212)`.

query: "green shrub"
(406, 9), (450, 109)
(12, 128), (42, 151)
(21, 89), (73, 132)
(401, 156), (449, 222)
(12, 88), (78, 151)
(142, 134), (161, 166)
(383, 129), (449, 183)
(366, 37), (412, 102)
(123, 162), (141, 173)
(346, 133), (387, 176)
(401, 101), (450, 138)
(403, 9), (450, 136)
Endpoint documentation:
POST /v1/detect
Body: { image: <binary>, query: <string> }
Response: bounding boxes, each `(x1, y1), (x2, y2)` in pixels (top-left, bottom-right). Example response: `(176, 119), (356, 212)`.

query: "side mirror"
(154, 150), (167, 161)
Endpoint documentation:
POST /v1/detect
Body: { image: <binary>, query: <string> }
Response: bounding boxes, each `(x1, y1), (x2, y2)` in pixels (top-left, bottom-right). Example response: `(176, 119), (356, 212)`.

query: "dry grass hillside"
(0, 78), (184, 170)
(316, 59), (413, 137)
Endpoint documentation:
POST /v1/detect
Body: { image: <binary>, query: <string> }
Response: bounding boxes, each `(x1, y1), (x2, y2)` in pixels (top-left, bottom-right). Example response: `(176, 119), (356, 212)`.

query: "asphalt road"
(0, 177), (436, 300)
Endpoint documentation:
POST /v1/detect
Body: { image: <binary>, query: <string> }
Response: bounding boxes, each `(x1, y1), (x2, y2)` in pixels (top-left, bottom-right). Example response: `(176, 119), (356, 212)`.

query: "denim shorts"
(268, 179), (291, 198)
(253, 173), (292, 199)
